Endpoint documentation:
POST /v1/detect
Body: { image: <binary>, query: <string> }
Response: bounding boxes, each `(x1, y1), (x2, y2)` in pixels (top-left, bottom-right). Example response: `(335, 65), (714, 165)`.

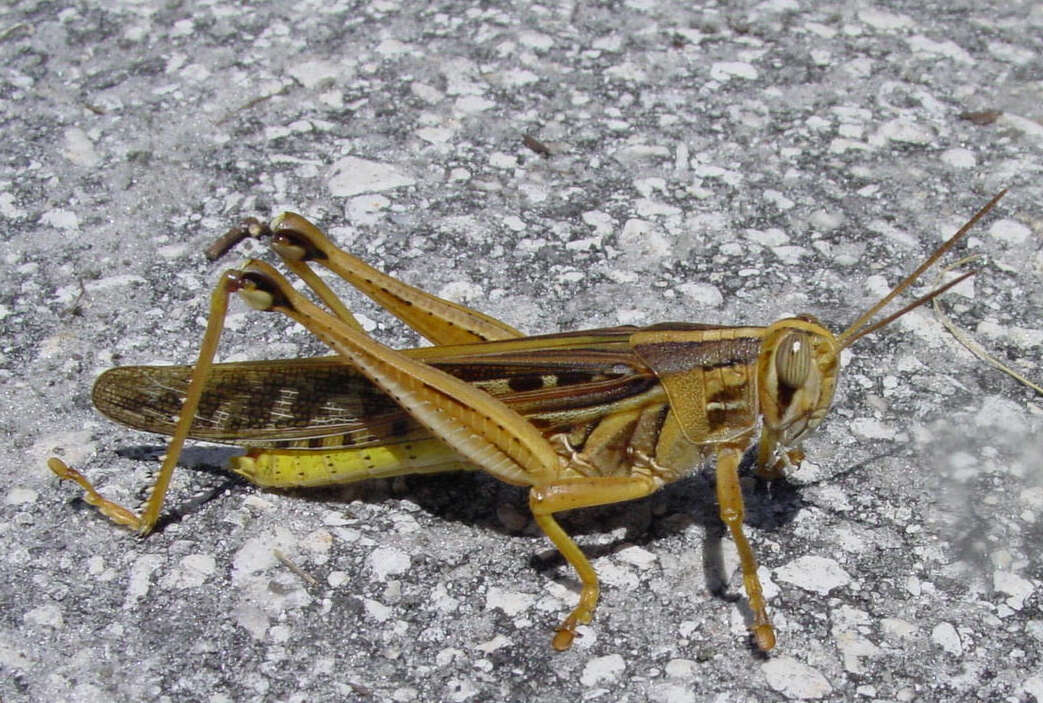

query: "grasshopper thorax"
(757, 316), (839, 448)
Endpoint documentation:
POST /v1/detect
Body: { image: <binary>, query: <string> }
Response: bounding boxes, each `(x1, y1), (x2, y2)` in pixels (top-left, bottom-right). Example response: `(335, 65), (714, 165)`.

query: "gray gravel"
(2, 1), (1042, 702)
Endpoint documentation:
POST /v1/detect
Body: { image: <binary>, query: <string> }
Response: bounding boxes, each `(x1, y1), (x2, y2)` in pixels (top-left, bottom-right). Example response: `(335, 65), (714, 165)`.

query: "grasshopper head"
(753, 191), (1005, 461)
(757, 317), (839, 447)
(758, 192), (1007, 451)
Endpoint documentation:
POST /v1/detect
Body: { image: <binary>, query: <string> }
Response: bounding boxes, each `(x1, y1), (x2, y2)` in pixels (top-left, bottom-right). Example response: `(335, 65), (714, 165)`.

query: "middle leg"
(528, 474), (663, 649)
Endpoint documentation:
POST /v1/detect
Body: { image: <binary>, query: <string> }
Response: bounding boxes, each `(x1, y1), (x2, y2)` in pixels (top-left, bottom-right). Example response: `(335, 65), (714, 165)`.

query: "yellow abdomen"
(230, 438), (471, 488)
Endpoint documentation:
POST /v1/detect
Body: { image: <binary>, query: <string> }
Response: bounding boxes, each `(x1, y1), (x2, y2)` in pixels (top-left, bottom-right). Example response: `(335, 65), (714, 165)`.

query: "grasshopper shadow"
(116, 443), (806, 606)
(108, 445), (250, 532)
(116, 442), (808, 539)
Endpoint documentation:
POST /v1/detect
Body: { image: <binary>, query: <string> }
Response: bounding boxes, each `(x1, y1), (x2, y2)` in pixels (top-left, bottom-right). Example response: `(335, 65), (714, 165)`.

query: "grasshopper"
(49, 192), (1005, 651)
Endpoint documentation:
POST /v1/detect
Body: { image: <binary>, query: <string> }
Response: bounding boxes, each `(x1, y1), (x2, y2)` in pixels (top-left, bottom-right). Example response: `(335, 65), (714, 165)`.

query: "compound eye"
(775, 332), (811, 389)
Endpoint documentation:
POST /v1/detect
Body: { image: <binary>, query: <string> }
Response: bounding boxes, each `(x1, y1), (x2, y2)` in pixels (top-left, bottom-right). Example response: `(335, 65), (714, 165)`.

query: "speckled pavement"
(2, 2), (1041, 701)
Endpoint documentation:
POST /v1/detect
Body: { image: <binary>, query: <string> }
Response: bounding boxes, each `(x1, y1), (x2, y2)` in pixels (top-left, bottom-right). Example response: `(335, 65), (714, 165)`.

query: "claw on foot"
(551, 602), (596, 651)
(48, 457), (143, 531)
(754, 623), (776, 652)
(552, 627), (575, 651)
(552, 614), (581, 651)
(756, 447), (805, 480)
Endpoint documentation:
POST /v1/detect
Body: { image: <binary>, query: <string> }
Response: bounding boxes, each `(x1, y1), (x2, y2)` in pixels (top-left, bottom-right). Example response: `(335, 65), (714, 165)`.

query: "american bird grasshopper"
(49, 192), (1005, 651)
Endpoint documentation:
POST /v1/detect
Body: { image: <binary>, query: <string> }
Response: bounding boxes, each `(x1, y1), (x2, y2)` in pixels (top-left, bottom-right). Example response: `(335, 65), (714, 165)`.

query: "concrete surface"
(1, 1), (1041, 701)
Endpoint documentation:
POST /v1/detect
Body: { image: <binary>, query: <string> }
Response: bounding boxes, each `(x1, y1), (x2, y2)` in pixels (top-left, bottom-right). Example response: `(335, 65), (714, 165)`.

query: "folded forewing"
(92, 328), (660, 450)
